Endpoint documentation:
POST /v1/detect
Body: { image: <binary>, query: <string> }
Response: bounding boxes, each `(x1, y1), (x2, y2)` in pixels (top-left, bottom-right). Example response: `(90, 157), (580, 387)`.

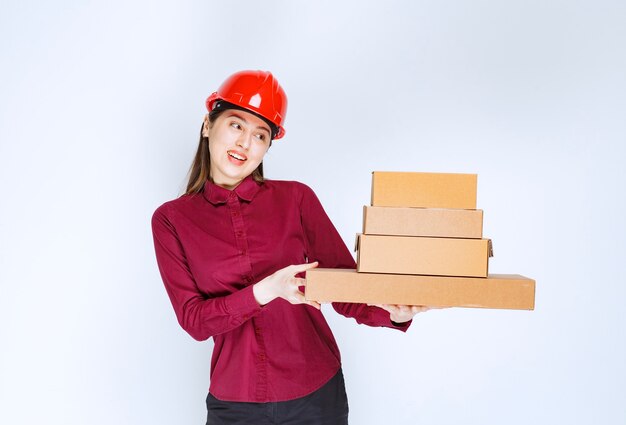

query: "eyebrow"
(227, 112), (271, 136)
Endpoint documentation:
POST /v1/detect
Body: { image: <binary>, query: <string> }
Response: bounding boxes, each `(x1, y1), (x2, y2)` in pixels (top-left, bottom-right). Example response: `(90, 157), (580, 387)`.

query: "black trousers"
(205, 369), (349, 425)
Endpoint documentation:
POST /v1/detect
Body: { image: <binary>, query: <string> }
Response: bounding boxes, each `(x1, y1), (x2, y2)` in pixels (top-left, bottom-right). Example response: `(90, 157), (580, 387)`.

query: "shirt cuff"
(391, 319), (412, 330)
(369, 306), (412, 332)
(224, 285), (263, 323)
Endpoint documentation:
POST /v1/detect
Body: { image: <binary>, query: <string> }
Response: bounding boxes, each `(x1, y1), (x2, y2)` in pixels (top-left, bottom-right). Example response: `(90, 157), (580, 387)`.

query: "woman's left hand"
(369, 304), (432, 324)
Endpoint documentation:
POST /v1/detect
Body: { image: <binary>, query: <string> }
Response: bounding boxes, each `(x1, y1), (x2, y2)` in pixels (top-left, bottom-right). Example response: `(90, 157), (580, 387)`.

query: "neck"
(210, 176), (244, 191)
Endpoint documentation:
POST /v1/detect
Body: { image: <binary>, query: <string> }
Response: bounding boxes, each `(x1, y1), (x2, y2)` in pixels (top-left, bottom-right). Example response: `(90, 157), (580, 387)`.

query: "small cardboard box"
(356, 234), (491, 278)
(305, 268), (535, 310)
(371, 171), (478, 209)
(363, 206), (483, 238)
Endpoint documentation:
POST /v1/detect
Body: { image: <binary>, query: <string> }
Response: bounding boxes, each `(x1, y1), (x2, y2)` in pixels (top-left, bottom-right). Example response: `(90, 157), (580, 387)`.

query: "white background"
(1, 1), (625, 424)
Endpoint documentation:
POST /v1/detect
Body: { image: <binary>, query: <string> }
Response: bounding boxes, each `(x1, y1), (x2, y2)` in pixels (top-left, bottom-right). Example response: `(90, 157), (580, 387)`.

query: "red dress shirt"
(151, 176), (410, 402)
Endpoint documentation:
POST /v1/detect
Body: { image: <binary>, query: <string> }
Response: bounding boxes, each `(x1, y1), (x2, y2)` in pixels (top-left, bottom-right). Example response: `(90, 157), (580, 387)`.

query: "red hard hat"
(206, 70), (288, 139)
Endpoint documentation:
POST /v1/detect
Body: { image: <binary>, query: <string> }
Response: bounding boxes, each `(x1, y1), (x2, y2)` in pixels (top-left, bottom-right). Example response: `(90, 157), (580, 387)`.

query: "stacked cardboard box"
(306, 171), (535, 310)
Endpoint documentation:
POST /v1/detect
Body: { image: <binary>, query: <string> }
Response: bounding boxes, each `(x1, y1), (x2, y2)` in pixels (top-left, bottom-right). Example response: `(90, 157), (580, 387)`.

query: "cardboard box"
(363, 206), (483, 238)
(371, 171), (477, 209)
(305, 268), (535, 310)
(356, 234), (491, 278)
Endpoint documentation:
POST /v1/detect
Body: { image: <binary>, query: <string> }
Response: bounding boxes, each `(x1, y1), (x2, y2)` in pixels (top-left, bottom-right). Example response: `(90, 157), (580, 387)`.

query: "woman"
(152, 70), (429, 424)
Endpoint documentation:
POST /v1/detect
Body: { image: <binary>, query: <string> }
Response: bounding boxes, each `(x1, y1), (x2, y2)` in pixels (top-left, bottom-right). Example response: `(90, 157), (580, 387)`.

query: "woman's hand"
(369, 304), (432, 324)
(253, 261), (320, 309)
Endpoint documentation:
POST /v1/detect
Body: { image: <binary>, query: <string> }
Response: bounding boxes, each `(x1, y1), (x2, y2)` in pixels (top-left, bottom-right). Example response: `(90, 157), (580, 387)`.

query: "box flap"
(354, 233), (361, 252)
(362, 205), (367, 234)
(370, 172), (377, 206)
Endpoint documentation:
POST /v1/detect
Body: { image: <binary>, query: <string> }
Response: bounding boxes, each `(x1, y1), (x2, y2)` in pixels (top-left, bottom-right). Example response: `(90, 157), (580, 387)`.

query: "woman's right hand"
(253, 261), (320, 309)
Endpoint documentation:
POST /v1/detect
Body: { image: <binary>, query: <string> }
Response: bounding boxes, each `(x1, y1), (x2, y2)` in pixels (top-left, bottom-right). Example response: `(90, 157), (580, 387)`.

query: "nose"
(236, 131), (252, 150)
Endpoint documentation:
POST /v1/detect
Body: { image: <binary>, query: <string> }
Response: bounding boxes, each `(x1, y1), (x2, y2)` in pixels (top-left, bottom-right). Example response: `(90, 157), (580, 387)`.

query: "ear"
(202, 114), (210, 138)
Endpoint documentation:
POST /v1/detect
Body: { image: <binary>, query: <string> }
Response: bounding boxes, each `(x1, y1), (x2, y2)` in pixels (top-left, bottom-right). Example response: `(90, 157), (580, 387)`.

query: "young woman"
(152, 70), (429, 424)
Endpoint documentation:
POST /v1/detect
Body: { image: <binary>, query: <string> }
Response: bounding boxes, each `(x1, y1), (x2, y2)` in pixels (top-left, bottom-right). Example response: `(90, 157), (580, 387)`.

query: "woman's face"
(205, 108), (272, 190)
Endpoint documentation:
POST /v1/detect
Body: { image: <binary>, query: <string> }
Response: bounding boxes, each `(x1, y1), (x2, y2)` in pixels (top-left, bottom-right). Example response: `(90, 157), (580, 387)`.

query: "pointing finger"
(292, 261), (319, 274)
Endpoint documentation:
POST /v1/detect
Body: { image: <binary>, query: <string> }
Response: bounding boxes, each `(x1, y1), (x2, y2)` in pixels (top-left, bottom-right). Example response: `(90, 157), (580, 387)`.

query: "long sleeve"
(152, 177), (411, 402)
(151, 205), (262, 341)
(299, 183), (411, 332)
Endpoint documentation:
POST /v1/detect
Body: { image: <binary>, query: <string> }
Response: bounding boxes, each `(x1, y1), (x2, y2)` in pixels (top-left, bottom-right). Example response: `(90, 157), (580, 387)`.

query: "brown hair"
(185, 108), (268, 195)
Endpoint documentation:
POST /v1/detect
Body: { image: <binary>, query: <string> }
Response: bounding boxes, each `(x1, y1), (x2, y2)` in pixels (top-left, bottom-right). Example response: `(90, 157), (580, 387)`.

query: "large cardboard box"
(363, 206), (483, 238)
(371, 171), (477, 209)
(305, 268), (535, 310)
(356, 234), (491, 278)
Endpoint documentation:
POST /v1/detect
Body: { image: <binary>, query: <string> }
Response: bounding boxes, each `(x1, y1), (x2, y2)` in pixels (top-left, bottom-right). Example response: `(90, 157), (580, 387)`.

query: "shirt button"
(232, 211), (239, 217)
(240, 249), (247, 255)
(259, 354), (265, 361)
(244, 276), (252, 283)
(235, 231), (243, 237)
(255, 327), (261, 334)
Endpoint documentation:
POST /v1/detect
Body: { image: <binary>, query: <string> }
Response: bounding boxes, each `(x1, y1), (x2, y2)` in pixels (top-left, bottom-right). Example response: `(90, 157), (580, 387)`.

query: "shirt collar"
(202, 175), (262, 205)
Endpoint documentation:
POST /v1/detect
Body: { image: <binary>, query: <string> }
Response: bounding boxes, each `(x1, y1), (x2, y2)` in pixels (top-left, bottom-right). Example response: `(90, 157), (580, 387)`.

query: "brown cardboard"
(357, 234), (490, 278)
(305, 268), (535, 310)
(371, 171), (477, 209)
(363, 206), (483, 238)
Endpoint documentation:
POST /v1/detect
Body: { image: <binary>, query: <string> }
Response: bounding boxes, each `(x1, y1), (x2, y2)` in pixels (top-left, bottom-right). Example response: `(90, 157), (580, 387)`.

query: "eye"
(255, 133), (267, 141)
(230, 122), (242, 130)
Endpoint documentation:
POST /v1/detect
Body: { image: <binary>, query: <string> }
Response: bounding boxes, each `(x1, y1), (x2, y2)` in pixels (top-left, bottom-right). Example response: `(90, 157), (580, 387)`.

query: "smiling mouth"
(227, 150), (247, 161)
